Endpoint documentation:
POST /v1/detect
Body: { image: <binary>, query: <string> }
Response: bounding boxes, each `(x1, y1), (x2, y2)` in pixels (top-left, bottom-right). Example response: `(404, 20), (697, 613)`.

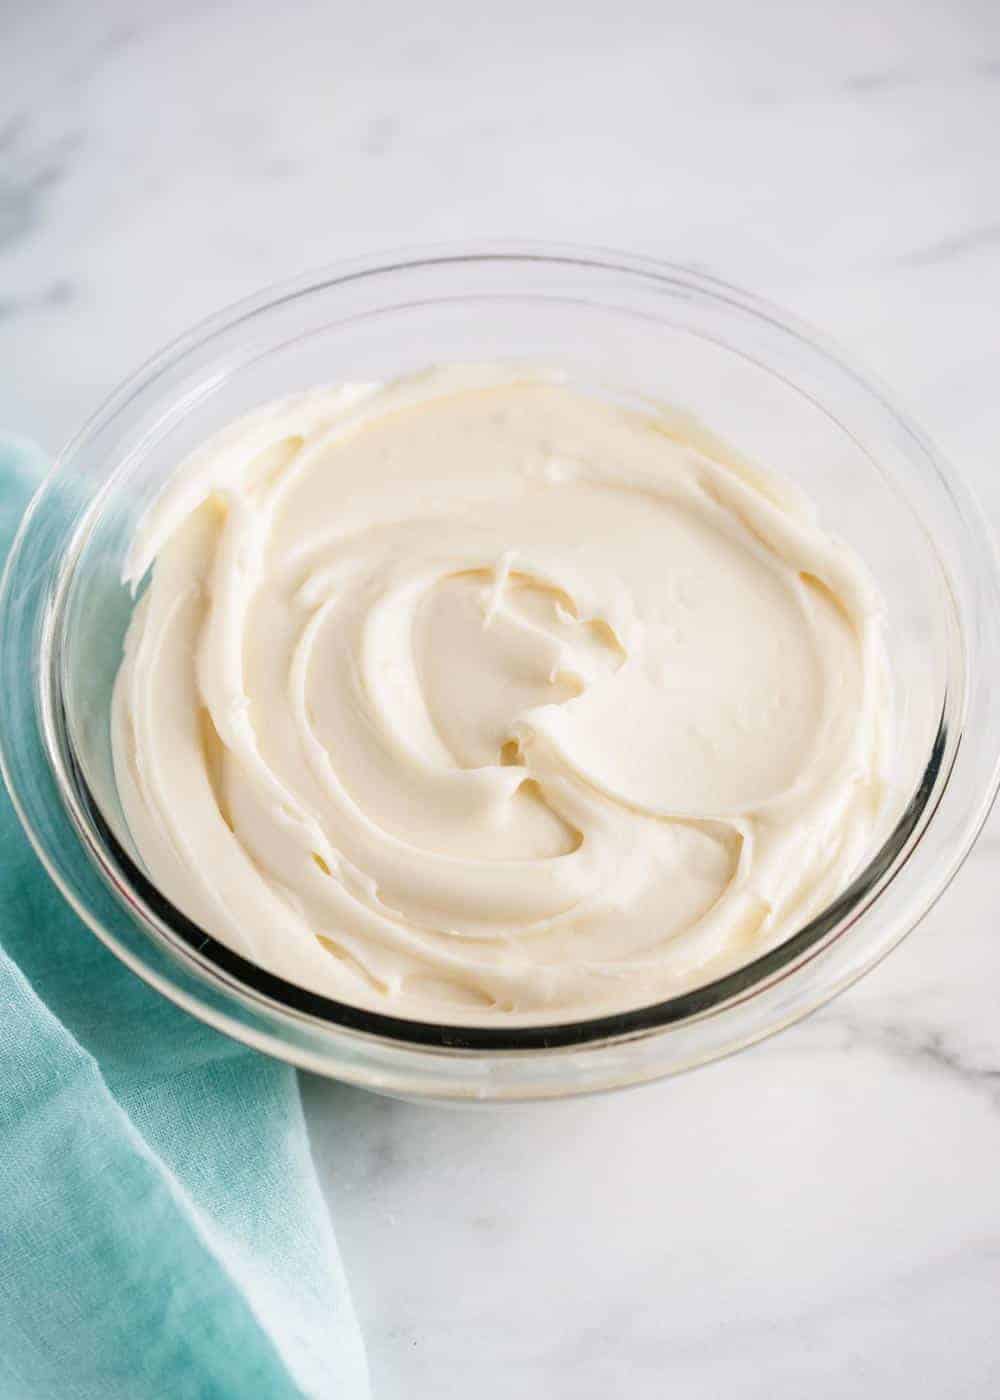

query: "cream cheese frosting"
(111, 368), (891, 1024)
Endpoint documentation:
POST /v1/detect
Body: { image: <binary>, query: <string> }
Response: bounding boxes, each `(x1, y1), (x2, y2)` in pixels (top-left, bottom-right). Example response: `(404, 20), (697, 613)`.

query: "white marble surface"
(4, 1), (1000, 1395)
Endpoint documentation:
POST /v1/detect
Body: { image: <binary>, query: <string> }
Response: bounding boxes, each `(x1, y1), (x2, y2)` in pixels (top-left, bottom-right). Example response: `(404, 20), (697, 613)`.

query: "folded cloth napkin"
(0, 440), (368, 1400)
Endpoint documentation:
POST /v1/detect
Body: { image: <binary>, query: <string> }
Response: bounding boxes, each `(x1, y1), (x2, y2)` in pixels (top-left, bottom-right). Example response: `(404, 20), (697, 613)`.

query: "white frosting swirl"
(112, 368), (891, 1024)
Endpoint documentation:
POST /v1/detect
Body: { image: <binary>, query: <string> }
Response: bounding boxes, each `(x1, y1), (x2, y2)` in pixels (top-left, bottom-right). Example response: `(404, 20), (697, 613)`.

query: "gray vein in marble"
(64, 5), (209, 87)
(63, 17), (143, 83)
(751, 58), (1000, 110)
(0, 124), (83, 255)
(841, 68), (919, 95)
(789, 1007), (1000, 1112)
(0, 279), (76, 323)
(896, 221), (1000, 269)
(94, 19), (141, 57)
(0, 117), (24, 153)
(842, 59), (1000, 96)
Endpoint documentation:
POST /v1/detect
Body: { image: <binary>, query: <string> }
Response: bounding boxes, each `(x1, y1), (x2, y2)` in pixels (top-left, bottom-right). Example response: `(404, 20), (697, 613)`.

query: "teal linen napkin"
(0, 440), (368, 1400)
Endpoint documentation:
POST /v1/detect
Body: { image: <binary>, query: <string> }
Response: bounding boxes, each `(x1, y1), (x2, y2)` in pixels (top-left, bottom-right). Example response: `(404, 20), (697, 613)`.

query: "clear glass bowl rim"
(3, 241), (1000, 1099)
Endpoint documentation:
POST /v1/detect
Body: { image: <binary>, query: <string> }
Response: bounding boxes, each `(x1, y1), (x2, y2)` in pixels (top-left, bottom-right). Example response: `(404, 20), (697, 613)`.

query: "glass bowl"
(2, 244), (999, 1101)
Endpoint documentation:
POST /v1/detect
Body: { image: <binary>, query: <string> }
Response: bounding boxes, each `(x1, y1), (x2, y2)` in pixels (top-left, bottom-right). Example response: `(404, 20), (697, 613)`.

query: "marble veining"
(896, 221), (1000, 269)
(784, 1006), (1000, 1112)
(0, 121), (82, 254)
(4, 0), (1000, 1395)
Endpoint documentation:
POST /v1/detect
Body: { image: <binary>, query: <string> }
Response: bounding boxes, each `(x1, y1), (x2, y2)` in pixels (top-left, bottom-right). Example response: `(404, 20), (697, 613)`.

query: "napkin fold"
(0, 440), (368, 1400)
